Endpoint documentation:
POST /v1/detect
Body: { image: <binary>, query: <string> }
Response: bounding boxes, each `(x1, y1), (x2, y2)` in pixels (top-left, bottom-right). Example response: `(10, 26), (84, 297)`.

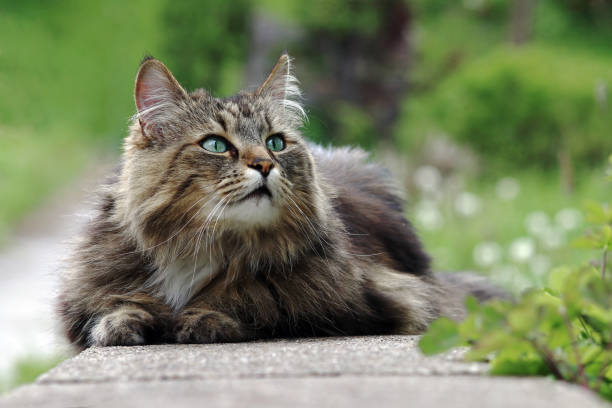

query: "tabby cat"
(58, 54), (504, 349)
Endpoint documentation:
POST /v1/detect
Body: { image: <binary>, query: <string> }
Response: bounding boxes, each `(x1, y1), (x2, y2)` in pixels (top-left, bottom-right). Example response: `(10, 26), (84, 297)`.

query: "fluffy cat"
(58, 54), (504, 349)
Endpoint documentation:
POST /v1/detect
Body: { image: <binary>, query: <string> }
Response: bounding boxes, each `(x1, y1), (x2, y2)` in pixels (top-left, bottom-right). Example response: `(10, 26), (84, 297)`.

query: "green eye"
(200, 135), (228, 153)
(266, 134), (285, 152)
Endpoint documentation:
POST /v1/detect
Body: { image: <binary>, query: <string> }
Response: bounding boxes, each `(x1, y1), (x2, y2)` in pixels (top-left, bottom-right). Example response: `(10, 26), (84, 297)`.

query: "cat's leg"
(90, 304), (156, 346)
(81, 293), (173, 347)
(174, 299), (246, 343)
(363, 268), (444, 334)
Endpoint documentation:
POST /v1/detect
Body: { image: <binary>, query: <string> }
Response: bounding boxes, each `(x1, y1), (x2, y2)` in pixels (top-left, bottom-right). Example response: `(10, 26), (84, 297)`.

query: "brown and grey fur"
(58, 54), (504, 349)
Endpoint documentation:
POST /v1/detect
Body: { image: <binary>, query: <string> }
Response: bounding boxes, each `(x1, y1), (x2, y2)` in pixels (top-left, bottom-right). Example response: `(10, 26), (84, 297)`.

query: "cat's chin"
(221, 195), (281, 227)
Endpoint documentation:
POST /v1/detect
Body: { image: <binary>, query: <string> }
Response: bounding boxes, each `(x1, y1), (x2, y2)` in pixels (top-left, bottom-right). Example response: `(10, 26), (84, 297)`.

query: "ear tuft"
(256, 54), (306, 125)
(134, 58), (187, 138)
(140, 54), (156, 65)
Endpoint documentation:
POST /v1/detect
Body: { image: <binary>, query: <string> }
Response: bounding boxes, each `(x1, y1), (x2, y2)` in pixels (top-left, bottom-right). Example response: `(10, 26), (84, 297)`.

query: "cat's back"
(309, 144), (402, 208)
(309, 144), (431, 276)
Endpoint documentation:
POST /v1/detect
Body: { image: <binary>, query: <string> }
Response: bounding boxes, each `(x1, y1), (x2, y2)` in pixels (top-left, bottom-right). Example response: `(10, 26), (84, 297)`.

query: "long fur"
(57, 55), (504, 349)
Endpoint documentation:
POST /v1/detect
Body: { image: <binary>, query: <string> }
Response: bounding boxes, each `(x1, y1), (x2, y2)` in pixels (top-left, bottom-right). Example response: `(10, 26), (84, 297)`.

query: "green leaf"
(580, 344), (604, 365)
(465, 296), (480, 314)
(572, 235), (603, 250)
(489, 348), (548, 376)
(548, 267), (572, 294)
(581, 308), (612, 342)
(466, 330), (516, 361)
(584, 200), (612, 224)
(580, 276), (612, 310)
(419, 317), (462, 355)
(507, 305), (537, 334)
(599, 382), (612, 402)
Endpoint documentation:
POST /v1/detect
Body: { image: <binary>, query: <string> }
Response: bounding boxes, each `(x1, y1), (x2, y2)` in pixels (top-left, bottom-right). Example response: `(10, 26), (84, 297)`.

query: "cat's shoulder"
(308, 143), (394, 182)
(308, 143), (401, 201)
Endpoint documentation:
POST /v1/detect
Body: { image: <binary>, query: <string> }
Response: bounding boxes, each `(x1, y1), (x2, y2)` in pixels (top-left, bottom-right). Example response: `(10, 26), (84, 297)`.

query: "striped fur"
(57, 55), (504, 349)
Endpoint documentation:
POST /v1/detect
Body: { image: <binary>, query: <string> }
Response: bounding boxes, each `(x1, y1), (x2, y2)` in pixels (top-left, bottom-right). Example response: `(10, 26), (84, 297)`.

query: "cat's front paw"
(89, 306), (154, 346)
(175, 309), (243, 344)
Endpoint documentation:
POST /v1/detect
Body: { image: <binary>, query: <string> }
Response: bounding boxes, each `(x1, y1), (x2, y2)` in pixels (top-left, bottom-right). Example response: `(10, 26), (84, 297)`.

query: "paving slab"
(38, 336), (486, 383)
(1, 336), (608, 408)
(4, 375), (606, 408)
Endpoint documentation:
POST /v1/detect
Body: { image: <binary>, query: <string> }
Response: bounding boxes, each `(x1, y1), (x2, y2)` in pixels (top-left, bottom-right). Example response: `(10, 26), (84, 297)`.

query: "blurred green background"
(0, 0), (611, 390)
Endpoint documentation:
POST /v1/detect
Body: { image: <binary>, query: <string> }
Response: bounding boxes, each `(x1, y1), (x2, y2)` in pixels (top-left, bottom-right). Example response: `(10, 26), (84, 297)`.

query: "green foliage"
(332, 103), (376, 149)
(419, 162), (612, 401)
(163, 0), (251, 96)
(412, 0), (508, 21)
(401, 46), (612, 170)
(421, 269), (612, 400)
(534, 0), (612, 51)
(409, 168), (610, 295)
(0, 0), (166, 137)
(0, 0), (166, 239)
(288, 0), (382, 36)
(0, 127), (90, 241)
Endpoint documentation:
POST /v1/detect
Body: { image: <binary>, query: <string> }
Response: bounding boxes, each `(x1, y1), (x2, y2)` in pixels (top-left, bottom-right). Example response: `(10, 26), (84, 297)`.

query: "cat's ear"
(134, 57), (188, 138)
(256, 53), (306, 125)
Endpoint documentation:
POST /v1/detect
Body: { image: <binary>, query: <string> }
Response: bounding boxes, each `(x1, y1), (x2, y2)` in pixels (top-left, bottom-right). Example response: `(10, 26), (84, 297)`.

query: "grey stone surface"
(3, 376), (606, 408)
(1, 336), (608, 407)
(38, 336), (486, 383)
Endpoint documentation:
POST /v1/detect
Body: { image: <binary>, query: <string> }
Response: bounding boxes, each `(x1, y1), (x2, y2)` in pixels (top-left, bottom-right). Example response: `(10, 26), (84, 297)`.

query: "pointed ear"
(134, 57), (187, 138)
(256, 53), (306, 125)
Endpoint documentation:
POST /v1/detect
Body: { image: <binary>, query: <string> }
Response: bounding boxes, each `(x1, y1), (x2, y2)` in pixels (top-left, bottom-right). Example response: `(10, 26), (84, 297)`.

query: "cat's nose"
(247, 156), (274, 177)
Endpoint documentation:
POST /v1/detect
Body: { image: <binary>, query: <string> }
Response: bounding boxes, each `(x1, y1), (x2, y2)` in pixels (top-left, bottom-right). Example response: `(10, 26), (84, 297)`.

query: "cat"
(58, 53), (505, 349)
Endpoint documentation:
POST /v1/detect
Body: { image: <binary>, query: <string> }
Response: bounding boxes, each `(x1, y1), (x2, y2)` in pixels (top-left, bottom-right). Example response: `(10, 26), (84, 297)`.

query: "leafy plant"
(400, 46), (612, 170)
(419, 155), (612, 401)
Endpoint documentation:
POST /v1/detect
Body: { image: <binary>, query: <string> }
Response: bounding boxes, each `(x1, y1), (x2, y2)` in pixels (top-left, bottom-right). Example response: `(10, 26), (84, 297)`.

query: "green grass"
(410, 168), (611, 293)
(0, 0), (168, 239)
(0, 354), (65, 394)
(0, 126), (91, 240)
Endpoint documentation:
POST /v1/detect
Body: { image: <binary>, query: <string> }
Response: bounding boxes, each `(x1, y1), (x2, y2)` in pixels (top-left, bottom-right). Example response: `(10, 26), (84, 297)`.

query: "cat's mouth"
(236, 185), (272, 203)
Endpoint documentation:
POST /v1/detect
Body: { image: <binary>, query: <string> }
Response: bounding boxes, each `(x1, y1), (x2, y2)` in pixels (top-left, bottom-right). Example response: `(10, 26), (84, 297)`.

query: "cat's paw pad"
(175, 309), (242, 343)
(89, 307), (154, 346)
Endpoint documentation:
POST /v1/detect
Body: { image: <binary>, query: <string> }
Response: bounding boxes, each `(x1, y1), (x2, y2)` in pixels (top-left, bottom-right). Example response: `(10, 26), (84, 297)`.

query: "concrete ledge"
(1, 336), (606, 408)
(38, 336), (486, 383)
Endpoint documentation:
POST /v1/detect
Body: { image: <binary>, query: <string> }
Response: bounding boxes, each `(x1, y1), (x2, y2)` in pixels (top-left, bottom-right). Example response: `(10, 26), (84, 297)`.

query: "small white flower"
(415, 200), (443, 230)
(473, 241), (502, 268)
(555, 208), (582, 231)
(414, 165), (442, 194)
(495, 177), (520, 201)
(540, 227), (565, 249)
(509, 237), (535, 263)
(525, 212), (550, 236)
(445, 174), (466, 195)
(454, 192), (482, 217)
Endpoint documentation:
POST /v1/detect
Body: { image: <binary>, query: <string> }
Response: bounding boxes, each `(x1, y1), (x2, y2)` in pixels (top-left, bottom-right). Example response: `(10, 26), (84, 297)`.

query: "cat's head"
(120, 54), (327, 259)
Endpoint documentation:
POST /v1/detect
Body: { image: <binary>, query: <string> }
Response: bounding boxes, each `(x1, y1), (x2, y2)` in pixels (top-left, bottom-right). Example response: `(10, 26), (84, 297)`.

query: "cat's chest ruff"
(147, 257), (220, 312)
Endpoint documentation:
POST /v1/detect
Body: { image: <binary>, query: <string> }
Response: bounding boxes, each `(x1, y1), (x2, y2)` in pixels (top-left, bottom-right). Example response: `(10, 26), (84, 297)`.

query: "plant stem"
(603, 248), (608, 279)
(595, 329), (612, 392)
(529, 339), (564, 380)
(560, 307), (586, 385)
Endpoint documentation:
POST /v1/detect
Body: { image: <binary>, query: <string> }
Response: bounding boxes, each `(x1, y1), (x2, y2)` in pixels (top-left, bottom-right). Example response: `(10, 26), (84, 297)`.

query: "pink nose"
(247, 156), (274, 177)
